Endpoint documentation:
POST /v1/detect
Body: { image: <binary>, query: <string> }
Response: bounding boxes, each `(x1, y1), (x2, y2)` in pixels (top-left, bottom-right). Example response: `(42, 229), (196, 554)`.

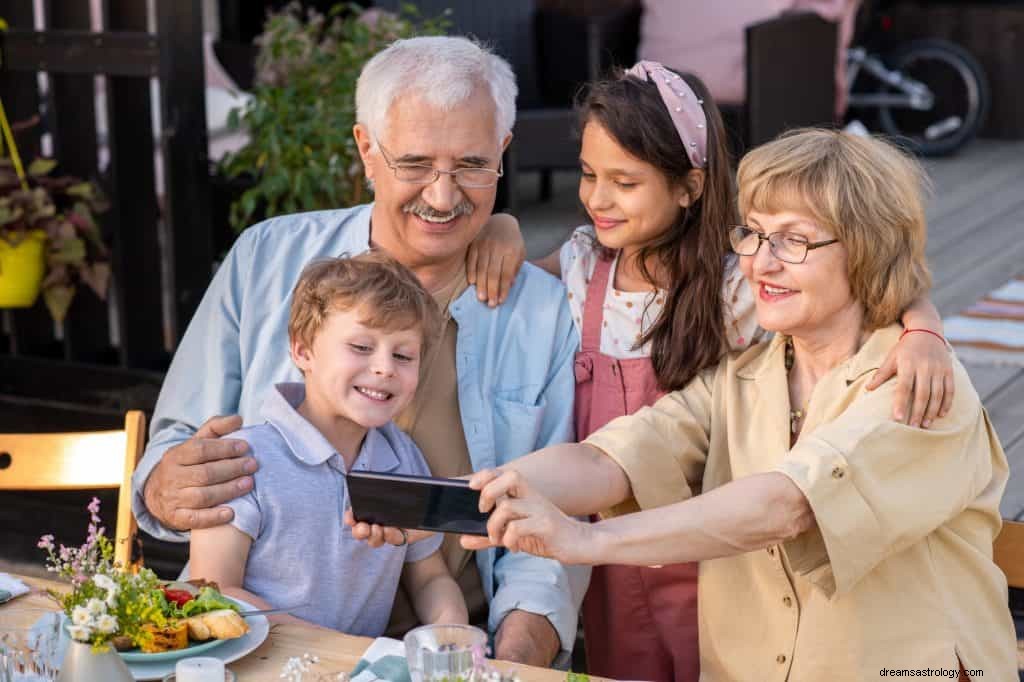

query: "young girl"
(517, 63), (954, 682)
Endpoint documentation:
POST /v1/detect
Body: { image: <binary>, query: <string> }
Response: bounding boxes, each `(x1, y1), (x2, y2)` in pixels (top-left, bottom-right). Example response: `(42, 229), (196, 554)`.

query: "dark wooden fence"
(0, 0), (216, 577)
(0, 0), (213, 433)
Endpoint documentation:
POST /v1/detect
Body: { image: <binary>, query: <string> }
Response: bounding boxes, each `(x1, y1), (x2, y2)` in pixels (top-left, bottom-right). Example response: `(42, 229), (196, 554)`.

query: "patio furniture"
(0, 411), (146, 568)
(995, 519), (1024, 589)
(0, 573), (591, 682)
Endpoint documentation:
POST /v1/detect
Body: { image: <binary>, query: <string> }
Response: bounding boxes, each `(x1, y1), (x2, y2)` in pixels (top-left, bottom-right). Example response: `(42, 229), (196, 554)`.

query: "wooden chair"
(0, 411), (147, 568)
(995, 519), (1024, 589)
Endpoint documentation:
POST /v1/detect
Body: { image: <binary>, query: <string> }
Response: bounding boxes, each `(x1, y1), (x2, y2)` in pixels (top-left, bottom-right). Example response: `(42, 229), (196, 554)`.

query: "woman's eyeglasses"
(729, 225), (839, 264)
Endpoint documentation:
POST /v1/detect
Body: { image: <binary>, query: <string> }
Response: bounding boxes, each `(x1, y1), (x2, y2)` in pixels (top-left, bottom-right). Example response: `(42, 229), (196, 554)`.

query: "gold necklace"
(785, 340), (808, 436)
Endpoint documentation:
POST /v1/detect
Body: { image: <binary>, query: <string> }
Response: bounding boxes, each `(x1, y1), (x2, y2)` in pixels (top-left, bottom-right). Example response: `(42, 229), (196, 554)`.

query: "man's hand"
(494, 609), (561, 667)
(143, 415), (257, 531)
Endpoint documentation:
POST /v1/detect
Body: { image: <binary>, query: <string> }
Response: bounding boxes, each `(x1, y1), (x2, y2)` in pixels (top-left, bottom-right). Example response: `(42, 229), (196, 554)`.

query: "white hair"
(355, 36), (517, 148)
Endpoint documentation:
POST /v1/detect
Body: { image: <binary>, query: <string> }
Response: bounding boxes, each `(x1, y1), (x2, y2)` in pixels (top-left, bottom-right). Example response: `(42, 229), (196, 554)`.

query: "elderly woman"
(464, 130), (1017, 681)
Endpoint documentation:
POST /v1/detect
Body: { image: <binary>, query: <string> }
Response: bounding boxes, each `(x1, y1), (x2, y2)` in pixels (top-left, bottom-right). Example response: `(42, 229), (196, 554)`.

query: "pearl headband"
(625, 60), (708, 168)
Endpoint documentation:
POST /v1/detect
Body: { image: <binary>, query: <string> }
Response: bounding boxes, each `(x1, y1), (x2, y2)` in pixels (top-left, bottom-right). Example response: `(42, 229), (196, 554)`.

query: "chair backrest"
(745, 11), (838, 148)
(995, 519), (1024, 589)
(0, 411), (146, 569)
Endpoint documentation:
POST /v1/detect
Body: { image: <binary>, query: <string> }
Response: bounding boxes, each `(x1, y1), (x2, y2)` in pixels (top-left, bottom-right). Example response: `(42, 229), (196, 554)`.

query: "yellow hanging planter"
(0, 230), (47, 308)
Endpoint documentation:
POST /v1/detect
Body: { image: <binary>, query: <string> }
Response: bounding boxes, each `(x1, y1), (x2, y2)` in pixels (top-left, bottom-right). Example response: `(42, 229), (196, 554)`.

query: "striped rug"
(945, 276), (1024, 366)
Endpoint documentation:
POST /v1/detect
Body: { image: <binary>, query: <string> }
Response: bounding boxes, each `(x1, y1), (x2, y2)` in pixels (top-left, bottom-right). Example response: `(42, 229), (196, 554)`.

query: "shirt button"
(782, 595), (792, 607)
(777, 654), (787, 664)
(831, 467), (845, 480)
(767, 546), (776, 557)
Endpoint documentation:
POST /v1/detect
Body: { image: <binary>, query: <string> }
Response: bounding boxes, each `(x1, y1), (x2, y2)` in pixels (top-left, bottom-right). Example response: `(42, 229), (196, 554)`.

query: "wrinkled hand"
(466, 213), (526, 307)
(342, 509), (434, 547)
(867, 331), (954, 428)
(460, 469), (589, 563)
(143, 415), (256, 531)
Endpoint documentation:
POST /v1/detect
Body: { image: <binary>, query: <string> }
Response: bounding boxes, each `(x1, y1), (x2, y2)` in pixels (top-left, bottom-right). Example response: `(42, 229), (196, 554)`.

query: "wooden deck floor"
(517, 138), (1024, 519)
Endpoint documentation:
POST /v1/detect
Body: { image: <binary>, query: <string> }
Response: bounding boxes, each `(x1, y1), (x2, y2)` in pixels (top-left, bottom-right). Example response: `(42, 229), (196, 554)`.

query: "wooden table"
(0, 574), (577, 682)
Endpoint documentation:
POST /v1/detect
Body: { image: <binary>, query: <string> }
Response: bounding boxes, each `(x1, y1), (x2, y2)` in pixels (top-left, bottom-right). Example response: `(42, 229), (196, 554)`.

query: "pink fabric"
(626, 61), (708, 168)
(574, 256), (700, 682)
(639, 0), (860, 116)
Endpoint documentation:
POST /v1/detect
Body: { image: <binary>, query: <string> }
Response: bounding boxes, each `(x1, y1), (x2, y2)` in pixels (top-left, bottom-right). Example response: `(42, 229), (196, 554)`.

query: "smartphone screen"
(347, 471), (490, 536)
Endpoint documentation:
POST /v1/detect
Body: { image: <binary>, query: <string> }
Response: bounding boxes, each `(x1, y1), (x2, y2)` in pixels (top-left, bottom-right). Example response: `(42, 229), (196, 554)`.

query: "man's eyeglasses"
(377, 140), (503, 189)
(729, 225), (839, 265)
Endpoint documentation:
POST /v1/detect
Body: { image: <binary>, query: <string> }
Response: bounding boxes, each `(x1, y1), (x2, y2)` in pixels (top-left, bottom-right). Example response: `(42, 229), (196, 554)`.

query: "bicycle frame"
(846, 47), (934, 110)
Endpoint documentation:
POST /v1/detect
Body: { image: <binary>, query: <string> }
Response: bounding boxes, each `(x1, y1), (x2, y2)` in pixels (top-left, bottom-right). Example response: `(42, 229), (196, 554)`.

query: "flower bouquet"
(38, 498), (247, 657)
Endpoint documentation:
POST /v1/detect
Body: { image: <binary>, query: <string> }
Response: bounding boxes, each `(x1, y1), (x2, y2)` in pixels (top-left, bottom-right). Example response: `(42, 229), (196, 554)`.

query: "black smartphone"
(347, 471), (491, 536)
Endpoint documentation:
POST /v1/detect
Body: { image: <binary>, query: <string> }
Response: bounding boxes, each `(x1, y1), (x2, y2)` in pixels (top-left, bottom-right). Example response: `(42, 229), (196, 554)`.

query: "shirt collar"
(261, 382), (401, 471)
(736, 323), (903, 384)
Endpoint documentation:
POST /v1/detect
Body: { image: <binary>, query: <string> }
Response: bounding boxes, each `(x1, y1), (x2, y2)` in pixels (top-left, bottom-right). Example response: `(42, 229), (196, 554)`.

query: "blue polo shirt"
(222, 382), (443, 636)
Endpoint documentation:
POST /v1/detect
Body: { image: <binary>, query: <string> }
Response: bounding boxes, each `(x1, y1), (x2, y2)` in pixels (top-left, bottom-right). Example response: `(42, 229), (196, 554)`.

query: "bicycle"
(845, 4), (990, 156)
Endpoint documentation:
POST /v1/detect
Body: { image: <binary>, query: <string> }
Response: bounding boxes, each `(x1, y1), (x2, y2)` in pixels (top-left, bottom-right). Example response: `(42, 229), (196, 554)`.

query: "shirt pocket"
(493, 395), (547, 460)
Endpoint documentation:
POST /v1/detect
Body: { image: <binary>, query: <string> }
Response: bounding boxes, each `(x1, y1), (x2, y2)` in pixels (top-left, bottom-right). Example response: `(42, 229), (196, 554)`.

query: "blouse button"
(766, 546), (776, 557)
(782, 595), (792, 607)
(776, 654), (787, 664)
(831, 467), (845, 480)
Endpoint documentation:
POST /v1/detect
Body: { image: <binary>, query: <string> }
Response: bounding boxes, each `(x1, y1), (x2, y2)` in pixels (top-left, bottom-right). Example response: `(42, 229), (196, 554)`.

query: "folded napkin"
(0, 573), (30, 603)
(350, 637), (410, 682)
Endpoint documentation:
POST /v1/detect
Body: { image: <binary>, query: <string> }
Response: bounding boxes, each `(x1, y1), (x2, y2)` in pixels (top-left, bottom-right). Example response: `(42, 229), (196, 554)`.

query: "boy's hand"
(143, 415), (257, 531)
(466, 213), (526, 307)
(343, 509), (434, 547)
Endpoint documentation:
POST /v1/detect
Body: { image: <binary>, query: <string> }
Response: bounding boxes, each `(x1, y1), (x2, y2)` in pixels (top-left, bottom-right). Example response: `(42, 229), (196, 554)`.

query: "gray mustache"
(402, 200), (474, 222)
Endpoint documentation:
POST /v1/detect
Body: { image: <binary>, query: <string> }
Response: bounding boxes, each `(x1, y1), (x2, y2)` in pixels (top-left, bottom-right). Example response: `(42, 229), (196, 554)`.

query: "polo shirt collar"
(262, 382), (401, 471)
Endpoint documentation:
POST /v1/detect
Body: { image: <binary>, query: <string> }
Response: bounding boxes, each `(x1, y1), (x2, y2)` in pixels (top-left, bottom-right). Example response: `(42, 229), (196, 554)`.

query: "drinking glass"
(0, 621), (62, 682)
(403, 624), (487, 682)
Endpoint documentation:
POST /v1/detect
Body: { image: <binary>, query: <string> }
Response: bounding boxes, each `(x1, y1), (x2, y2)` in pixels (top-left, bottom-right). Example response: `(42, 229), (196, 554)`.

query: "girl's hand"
(466, 213), (526, 307)
(342, 508), (433, 547)
(867, 330), (953, 429)
(461, 469), (591, 563)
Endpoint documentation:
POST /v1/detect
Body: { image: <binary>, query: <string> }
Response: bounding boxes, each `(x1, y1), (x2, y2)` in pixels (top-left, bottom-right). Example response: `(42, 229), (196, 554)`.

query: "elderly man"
(131, 36), (586, 666)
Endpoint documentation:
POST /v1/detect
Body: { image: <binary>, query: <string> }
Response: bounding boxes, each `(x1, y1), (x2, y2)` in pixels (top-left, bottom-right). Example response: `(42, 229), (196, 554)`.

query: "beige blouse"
(585, 324), (1017, 681)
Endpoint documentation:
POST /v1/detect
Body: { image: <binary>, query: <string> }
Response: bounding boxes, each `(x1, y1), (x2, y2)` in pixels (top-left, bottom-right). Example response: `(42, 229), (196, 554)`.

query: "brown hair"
(579, 69), (736, 391)
(737, 128), (931, 329)
(288, 251), (441, 352)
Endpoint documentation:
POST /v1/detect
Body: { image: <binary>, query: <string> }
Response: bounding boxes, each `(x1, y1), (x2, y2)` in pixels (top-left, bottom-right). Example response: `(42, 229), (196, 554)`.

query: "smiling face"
(291, 306), (423, 430)
(578, 121), (693, 257)
(355, 87), (510, 275)
(739, 210), (864, 341)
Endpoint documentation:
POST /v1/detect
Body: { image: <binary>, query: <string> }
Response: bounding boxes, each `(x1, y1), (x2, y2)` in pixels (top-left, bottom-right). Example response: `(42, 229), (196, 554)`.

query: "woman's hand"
(460, 469), (593, 563)
(342, 509), (433, 547)
(867, 330), (953, 428)
(466, 213), (526, 307)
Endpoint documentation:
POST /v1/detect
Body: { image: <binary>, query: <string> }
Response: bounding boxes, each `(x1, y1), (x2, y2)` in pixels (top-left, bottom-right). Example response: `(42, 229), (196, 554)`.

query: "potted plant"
(0, 156), (111, 322)
(218, 2), (449, 234)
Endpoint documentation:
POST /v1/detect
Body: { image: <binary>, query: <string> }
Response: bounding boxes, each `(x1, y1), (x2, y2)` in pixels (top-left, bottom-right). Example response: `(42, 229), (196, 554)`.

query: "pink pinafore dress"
(574, 254), (700, 682)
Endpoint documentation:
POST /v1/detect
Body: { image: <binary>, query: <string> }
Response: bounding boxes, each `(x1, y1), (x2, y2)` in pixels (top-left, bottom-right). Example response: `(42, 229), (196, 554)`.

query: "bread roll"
(196, 609), (248, 640)
(183, 616), (212, 641)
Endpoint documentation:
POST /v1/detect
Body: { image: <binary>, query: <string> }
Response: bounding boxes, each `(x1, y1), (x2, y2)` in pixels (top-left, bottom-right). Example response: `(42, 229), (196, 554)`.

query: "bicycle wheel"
(876, 39), (989, 156)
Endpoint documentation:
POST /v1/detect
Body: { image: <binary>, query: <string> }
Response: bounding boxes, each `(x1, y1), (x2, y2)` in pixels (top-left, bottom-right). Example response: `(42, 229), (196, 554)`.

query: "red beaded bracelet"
(900, 327), (950, 348)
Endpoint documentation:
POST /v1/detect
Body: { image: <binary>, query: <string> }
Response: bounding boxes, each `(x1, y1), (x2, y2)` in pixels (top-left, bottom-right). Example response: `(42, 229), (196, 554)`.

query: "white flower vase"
(56, 639), (134, 682)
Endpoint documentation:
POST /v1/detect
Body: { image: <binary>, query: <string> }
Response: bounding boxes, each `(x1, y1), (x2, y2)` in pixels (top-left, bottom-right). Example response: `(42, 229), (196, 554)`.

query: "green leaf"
(50, 236), (87, 265)
(27, 158), (58, 177)
(80, 261), (111, 299)
(42, 284), (74, 323)
(65, 182), (95, 199)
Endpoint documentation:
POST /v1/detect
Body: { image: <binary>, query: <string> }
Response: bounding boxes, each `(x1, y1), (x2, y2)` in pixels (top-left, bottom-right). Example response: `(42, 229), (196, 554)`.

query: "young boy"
(190, 252), (467, 635)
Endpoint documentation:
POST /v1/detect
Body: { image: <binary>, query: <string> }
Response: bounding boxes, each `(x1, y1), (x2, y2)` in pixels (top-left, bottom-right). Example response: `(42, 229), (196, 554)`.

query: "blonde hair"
(288, 252), (441, 353)
(737, 128), (932, 329)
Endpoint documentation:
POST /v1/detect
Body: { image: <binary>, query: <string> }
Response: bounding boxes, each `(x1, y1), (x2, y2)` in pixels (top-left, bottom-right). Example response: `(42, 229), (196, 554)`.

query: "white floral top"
(558, 225), (762, 359)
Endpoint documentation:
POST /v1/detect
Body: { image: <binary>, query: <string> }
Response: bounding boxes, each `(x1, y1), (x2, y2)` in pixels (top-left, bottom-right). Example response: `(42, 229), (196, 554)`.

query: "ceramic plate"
(125, 598), (270, 681)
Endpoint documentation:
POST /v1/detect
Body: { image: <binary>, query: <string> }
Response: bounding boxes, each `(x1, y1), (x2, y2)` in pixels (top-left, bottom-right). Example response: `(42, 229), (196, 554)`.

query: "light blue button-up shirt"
(131, 204), (589, 651)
